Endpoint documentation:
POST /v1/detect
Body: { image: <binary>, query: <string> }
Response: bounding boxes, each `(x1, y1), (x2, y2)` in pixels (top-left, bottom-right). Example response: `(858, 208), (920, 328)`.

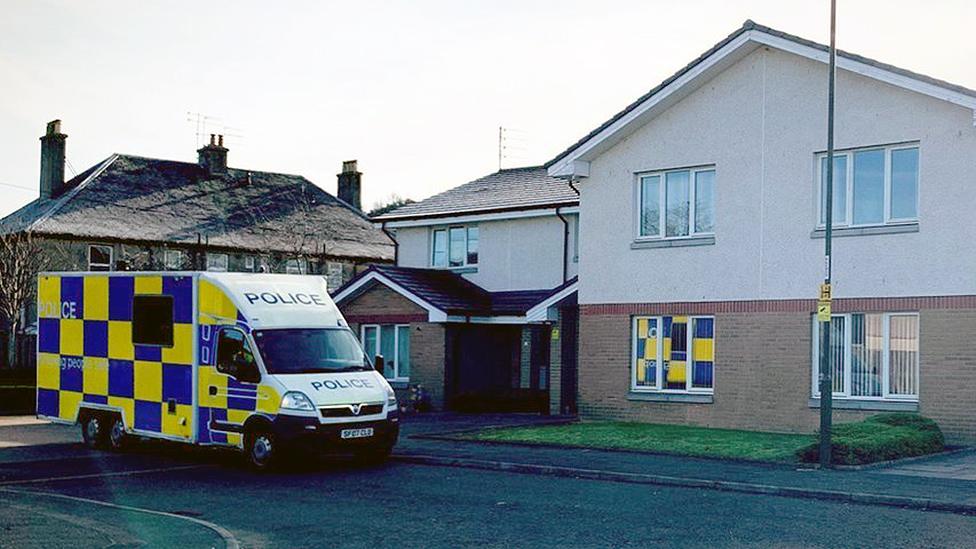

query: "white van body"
(36, 271), (399, 467)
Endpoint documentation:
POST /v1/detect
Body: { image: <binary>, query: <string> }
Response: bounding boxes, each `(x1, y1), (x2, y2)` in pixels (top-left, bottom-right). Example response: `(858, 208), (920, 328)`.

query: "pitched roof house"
(547, 20), (976, 442)
(334, 166), (580, 414)
(1, 122), (393, 287)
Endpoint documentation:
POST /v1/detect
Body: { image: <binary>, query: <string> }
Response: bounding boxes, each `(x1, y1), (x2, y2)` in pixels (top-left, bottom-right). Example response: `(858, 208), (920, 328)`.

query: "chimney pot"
(218, 134), (224, 147)
(39, 119), (67, 199)
(210, 134), (216, 145)
(337, 159), (362, 210)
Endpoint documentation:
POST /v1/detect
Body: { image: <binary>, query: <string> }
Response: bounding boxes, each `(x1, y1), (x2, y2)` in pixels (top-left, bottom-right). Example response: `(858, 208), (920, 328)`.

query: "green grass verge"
(797, 413), (945, 465)
(457, 422), (815, 462)
(457, 413), (946, 465)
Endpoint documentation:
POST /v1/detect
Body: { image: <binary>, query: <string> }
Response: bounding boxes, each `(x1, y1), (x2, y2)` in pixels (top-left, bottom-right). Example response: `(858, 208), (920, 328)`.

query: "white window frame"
(88, 244), (113, 271)
(635, 166), (716, 241)
(325, 262), (344, 289)
(360, 324), (410, 382)
(816, 143), (920, 229)
(207, 253), (228, 272)
(430, 225), (479, 268)
(163, 249), (183, 270)
(244, 256), (256, 272)
(631, 315), (715, 394)
(811, 312), (920, 402)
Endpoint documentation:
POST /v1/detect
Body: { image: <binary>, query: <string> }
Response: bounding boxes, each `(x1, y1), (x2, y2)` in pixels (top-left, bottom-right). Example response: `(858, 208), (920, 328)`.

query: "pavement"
(2, 414), (976, 548)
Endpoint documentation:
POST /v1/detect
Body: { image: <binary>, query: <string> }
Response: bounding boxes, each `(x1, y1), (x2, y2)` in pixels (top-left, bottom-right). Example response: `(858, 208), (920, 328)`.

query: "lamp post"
(818, 0), (838, 469)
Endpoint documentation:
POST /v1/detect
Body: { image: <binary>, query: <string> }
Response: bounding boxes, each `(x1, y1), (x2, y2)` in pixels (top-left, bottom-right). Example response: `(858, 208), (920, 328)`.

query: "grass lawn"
(458, 422), (816, 462)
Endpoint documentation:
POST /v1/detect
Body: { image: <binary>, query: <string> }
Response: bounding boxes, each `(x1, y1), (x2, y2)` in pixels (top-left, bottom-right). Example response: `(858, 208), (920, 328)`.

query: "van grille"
(319, 404), (384, 418)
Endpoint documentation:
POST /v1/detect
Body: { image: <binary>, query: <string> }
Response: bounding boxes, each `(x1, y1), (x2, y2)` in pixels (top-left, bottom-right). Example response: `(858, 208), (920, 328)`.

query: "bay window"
(632, 315), (714, 393)
(812, 312), (919, 400)
(432, 225), (479, 268)
(818, 144), (919, 227)
(638, 167), (715, 239)
(361, 324), (411, 382)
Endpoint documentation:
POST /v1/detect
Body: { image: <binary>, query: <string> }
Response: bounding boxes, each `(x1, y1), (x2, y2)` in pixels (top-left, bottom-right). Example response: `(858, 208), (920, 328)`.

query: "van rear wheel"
(81, 412), (109, 450)
(108, 415), (129, 451)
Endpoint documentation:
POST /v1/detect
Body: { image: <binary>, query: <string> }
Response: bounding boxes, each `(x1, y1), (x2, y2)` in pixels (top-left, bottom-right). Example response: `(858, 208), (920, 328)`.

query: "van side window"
(132, 295), (174, 347)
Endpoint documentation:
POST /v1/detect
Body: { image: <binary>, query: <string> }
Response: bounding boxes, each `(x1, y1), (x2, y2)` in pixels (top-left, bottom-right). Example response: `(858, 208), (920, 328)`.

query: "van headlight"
(385, 385), (397, 408)
(280, 391), (315, 412)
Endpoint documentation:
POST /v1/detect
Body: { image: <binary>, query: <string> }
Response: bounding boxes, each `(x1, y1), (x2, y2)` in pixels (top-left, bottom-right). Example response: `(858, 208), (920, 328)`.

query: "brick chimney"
(337, 160), (361, 210)
(39, 120), (67, 199)
(197, 134), (228, 175)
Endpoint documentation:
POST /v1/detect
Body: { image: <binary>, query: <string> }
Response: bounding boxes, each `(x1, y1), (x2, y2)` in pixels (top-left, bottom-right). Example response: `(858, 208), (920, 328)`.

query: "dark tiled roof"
(338, 265), (576, 316)
(375, 166), (578, 221)
(0, 154), (394, 261)
(546, 19), (976, 168)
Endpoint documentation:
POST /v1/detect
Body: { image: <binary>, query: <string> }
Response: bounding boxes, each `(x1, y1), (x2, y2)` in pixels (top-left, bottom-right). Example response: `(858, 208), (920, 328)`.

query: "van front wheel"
(245, 429), (278, 471)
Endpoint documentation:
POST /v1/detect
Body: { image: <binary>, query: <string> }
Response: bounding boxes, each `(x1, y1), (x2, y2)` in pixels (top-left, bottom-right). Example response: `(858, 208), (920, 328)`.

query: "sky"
(1, 0), (974, 217)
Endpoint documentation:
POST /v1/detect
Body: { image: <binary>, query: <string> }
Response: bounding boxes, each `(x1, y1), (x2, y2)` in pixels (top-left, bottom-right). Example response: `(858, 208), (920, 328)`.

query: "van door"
(199, 327), (262, 445)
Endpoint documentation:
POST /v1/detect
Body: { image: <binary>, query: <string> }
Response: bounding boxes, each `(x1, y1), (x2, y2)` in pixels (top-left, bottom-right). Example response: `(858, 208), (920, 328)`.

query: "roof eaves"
(374, 199), (580, 223)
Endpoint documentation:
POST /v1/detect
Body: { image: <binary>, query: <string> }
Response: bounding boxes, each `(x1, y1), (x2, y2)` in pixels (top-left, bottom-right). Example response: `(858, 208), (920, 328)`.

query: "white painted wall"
(580, 47), (976, 305)
(394, 213), (578, 292)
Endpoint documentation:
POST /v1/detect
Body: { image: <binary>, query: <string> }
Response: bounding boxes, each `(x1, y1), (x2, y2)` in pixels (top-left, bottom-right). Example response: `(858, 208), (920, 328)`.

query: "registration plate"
(340, 428), (374, 439)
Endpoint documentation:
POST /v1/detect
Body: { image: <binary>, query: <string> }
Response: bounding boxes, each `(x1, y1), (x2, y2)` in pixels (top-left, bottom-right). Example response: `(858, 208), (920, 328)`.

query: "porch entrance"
(445, 324), (549, 413)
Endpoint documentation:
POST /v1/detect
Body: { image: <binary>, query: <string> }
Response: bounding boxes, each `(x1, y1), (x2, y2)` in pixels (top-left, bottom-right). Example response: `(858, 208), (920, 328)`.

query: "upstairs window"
(164, 250), (184, 270)
(285, 258), (307, 274)
(638, 167), (715, 239)
(432, 226), (479, 268)
(88, 245), (113, 271)
(207, 253), (228, 272)
(818, 144), (919, 227)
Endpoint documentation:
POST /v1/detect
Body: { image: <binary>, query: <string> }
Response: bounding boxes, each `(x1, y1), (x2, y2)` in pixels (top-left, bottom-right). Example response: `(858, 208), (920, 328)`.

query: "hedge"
(797, 413), (945, 465)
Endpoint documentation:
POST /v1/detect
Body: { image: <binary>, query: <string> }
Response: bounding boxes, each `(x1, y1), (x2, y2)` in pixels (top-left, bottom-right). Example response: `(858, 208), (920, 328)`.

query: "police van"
(36, 271), (399, 469)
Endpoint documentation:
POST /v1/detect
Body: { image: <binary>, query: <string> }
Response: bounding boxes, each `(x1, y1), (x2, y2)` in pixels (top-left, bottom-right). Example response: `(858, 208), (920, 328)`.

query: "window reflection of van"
(36, 272), (399, 469)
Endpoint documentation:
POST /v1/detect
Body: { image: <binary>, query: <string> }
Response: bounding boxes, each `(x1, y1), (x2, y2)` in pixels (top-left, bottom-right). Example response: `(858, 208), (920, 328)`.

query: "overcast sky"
(1, 0), (974, 217)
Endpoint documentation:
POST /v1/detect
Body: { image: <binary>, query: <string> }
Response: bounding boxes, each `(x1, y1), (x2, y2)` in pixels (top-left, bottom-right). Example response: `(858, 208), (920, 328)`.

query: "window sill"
(810, 222), (918, 239)
(630, 235), (715, 250)
(627, 391), (714, 404)
(807, 398), (918, 412)
(432, 266), (478, 274)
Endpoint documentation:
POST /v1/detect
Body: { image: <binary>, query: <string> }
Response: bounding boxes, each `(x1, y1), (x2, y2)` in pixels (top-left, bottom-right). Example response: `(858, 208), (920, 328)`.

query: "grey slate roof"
(337, 264), (577, 316)
(546, 19), (976, 168)
(374, 166), (578, 221)
(0, 154), (394, 261)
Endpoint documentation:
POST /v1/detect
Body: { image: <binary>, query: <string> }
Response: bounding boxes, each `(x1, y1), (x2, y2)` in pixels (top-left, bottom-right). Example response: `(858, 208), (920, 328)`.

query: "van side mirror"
(374, 354), (384, 372)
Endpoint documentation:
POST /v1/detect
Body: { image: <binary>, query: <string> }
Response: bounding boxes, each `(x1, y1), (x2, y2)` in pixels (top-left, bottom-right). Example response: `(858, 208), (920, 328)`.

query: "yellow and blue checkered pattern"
(634, 316), (714, 390)
(37, 274), (195, 440)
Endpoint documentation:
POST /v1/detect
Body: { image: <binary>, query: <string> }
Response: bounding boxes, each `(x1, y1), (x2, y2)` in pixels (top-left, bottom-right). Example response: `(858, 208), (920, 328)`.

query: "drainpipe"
(555, 207), (570, 283)
(380, 220), (399, 265)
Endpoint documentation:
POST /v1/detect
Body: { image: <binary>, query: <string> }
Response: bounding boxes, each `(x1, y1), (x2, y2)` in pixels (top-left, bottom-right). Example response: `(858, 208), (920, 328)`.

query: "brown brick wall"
(339, 284), (446, 410)
(579, 305), (976, 443)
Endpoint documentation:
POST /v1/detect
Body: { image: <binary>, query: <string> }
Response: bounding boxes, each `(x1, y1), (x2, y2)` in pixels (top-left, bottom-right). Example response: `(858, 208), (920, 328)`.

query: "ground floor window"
(361, 324), (410, 382)
(812, 312), (919, 400)
(632, 315), (714, 393)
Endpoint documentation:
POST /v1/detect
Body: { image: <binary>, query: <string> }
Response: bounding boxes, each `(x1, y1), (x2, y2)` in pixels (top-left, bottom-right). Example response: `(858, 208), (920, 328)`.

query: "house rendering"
(546, 21), (976, 442)
(333, 167), (580, 414)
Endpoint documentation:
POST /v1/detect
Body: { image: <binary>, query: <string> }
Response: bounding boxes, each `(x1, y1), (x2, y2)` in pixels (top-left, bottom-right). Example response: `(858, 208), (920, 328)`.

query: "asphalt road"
(2, 423), (976, 548)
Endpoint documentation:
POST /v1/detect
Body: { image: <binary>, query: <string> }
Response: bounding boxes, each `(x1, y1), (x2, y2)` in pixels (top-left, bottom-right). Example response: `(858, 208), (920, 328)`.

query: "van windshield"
(252, 328), (372, 374)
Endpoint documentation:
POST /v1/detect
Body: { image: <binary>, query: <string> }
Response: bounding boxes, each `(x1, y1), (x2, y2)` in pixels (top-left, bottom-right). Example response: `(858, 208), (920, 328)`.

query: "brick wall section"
(579, 305), (976, 443)
(339, 284), (446, 410)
